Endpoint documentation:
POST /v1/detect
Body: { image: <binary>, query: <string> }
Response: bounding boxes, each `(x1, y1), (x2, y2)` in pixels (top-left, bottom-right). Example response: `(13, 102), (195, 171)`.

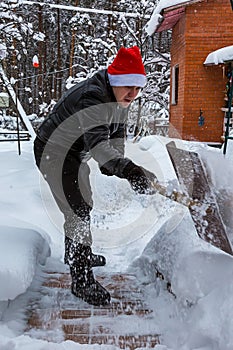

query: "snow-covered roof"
(204, 45), (233, 65)
(145, 0), (203, 35)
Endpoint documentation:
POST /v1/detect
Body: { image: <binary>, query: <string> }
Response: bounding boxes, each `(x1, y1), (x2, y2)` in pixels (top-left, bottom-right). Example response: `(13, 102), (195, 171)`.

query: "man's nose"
(128, 87), (139, 97)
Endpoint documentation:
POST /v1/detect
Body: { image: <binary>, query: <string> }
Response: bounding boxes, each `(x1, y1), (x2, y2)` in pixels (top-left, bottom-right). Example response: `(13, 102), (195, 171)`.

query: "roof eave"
(155, 0), (204, 33)
(163, 0), (204, 13)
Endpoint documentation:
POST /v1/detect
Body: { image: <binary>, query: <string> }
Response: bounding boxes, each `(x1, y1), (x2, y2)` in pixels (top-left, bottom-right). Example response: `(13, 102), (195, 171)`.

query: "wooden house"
(147, 0), (233, 144)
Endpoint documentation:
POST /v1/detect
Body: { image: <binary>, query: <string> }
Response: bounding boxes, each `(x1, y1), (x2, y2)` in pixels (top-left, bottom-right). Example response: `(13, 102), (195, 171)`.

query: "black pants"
(34, 137), (93, 245)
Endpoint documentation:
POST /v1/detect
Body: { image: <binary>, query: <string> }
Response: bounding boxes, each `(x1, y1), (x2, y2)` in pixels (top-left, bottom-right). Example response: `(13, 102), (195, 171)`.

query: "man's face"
(112, 86), (141, 108)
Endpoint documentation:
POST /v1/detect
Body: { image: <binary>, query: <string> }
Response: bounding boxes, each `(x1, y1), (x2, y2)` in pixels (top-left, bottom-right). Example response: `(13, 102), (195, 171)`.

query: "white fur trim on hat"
(108, 73), (147, 88)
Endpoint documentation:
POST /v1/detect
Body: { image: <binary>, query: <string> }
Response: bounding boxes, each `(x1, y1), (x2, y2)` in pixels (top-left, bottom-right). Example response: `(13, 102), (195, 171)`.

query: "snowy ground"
(0, 135), (233, 350)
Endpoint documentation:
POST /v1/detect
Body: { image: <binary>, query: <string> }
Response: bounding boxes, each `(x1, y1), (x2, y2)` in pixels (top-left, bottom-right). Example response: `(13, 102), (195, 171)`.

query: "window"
(172, 65), (179, 105)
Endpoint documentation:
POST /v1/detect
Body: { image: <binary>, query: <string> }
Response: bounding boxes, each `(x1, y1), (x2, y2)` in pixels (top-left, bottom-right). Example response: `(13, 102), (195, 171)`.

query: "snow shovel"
(152, 141), (232, 256)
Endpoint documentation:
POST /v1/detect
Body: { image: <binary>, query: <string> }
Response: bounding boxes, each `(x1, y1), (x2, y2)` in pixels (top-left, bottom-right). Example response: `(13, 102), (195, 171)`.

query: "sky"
(0, 134), (233, 349)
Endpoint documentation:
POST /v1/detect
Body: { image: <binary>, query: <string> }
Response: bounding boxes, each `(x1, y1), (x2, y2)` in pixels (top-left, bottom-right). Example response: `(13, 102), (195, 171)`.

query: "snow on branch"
(19, 0), (151, 19)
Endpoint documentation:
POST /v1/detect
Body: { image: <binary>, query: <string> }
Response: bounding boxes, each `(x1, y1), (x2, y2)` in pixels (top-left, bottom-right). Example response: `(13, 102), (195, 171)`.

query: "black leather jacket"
(36, 69), (131, 178)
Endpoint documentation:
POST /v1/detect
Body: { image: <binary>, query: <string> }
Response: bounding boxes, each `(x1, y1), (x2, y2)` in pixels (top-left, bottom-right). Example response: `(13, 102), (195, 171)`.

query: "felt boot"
(64, 237), (106, 267)
(68, 243), (110, 306)
(70, 264), (111, 306)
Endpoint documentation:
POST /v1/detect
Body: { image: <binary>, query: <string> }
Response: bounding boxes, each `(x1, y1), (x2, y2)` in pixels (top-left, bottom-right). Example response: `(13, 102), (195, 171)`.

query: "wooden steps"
(26, 270), (160, 349)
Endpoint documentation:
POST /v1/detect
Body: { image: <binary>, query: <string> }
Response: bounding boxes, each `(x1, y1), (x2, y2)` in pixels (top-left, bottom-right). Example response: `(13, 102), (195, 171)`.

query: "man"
(34, 46), (156, 306)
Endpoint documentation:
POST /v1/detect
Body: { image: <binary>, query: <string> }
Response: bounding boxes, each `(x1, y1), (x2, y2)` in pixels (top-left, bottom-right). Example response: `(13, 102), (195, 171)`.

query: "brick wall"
(169, 0), (233, 143)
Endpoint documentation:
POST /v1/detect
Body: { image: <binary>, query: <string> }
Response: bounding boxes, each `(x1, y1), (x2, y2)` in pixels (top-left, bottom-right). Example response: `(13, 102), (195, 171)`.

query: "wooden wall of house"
(169, 0), (233, 143)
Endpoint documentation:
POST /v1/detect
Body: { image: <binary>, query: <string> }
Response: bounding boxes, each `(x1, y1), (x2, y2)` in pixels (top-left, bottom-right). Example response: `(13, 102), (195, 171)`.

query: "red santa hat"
(107, 46), (147, 88)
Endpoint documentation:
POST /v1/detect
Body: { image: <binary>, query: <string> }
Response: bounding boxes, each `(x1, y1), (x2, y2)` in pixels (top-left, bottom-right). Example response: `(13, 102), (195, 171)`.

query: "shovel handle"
(151, 181), (198, 208)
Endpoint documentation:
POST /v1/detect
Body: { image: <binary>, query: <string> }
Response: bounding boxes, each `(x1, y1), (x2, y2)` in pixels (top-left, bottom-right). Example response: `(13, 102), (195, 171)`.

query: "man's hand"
(123, 161), (157, 194)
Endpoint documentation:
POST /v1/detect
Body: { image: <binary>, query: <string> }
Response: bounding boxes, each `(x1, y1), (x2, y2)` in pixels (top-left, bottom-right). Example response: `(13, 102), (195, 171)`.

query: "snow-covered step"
(26, 270), (160, 349)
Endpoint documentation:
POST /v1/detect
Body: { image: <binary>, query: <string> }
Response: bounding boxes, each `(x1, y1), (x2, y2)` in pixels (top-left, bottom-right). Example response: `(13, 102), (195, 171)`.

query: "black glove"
(100, 165), (112, 176)
(123, 161), (157, 194)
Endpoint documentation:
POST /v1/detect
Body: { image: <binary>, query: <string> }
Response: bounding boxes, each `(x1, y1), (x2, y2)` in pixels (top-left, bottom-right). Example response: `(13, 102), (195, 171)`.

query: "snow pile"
(0, 143), (62, 303)
(132, 211), (233, 301)
(0, 334), (115, 350)
(0, 226), (50, 301)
